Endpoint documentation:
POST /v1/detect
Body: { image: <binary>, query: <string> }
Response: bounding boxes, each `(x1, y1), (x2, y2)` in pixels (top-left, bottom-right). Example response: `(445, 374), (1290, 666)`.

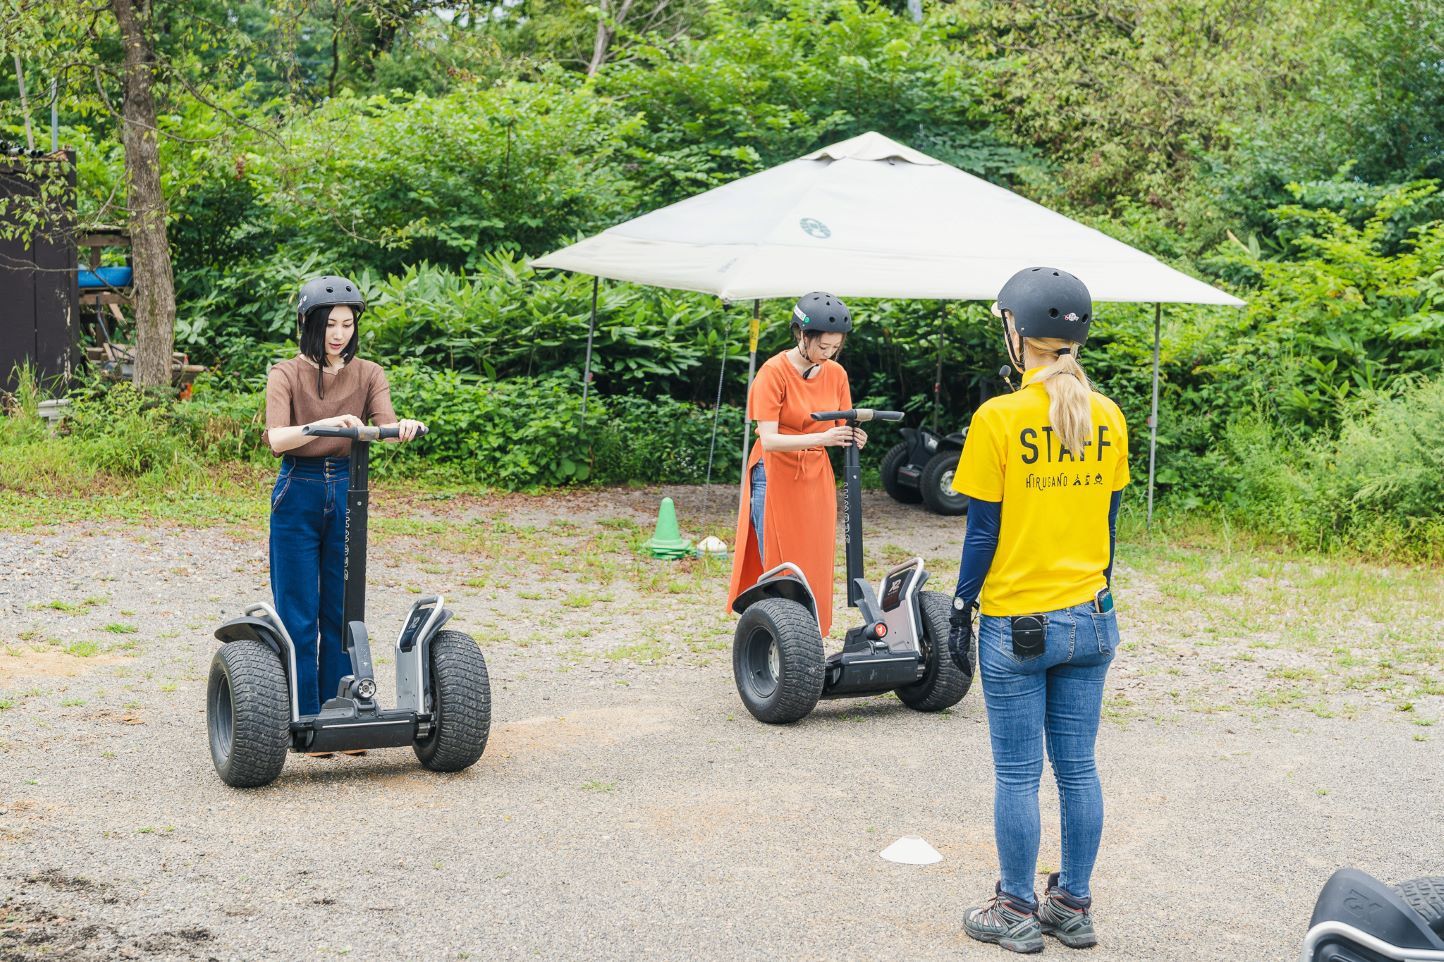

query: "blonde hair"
(1026, 336), (1093, 456)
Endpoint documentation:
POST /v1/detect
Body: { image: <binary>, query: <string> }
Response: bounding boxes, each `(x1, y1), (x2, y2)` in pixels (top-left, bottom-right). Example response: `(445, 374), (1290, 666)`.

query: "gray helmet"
(791, 291), (853, 333)
(995, 267), (1092, 345)
(297, 275), (366, 324)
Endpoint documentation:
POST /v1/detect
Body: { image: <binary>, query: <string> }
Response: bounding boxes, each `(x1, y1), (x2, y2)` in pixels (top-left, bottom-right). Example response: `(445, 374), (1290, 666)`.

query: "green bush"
(378, 365), (743, 487)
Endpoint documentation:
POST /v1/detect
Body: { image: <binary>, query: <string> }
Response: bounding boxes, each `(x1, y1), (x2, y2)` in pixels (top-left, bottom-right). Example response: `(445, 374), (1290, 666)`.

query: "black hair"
(300, 305), (359, 398)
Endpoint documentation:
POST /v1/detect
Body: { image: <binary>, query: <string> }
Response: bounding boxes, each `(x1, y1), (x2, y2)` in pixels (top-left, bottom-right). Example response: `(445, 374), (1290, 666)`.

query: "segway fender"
(941, 430), (967, 450)
(215, 616), (285, 652)
(733, 563), (819, 628)
(1303, 868), (1444, 959)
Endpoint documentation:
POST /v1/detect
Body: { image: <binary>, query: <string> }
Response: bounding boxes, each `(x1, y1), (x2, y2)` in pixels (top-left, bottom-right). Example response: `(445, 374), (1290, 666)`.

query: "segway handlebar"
(302, 424), (429, 441)
(810, 408), (904, 423)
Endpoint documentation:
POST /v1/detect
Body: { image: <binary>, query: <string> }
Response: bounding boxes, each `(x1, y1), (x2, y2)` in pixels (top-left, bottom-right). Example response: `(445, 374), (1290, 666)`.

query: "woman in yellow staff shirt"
(949, 268), (1129, 954)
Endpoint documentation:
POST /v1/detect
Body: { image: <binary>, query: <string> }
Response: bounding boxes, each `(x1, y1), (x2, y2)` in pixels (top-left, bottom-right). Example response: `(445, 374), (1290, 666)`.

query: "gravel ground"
(0, 484), (1440, 962)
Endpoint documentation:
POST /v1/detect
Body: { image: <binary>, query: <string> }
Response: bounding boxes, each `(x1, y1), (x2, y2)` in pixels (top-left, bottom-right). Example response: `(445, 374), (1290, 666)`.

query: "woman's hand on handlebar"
(817, 425), (857, 447)
(854, 427), (867, 449)
(394, 418), (426, 442)
(311, 414), (363, 431)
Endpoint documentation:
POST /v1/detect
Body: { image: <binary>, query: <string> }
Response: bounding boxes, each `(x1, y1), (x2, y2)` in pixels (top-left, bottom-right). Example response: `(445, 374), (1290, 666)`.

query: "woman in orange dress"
(727, 292), (866, 636)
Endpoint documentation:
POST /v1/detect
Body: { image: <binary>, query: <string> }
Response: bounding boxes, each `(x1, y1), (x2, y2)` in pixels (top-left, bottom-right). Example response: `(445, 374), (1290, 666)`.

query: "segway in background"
(879, 425), (970, 516)
(206, 424), (491, 788)
(1302, 867), (1444, 961)
(731, 408), (972, 724)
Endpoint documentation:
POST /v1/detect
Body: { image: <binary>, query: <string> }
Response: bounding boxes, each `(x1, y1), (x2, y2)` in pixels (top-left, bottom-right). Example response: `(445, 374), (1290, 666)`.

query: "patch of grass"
(561, 590), (614, 609)
(606, 638), (670, 663)
(580, 780), (616, 792)
(64, 641), (101, 658)
(60, 697), (85, 707)
(102, 623), (138, 634)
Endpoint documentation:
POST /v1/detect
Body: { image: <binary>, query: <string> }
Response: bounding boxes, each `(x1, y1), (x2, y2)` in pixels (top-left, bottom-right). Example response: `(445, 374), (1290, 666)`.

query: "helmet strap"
(1004, 324), (1026, 374)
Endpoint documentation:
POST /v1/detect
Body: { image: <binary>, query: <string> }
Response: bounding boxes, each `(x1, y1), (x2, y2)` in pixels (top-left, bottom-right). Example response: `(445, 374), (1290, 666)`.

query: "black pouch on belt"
(1009, 614), (1047, 659)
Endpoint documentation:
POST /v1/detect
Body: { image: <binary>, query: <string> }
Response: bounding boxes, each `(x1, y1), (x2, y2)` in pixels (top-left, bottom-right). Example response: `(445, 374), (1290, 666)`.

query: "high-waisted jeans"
(978, 600), (1118, 906)
(268, 455), (350, 716)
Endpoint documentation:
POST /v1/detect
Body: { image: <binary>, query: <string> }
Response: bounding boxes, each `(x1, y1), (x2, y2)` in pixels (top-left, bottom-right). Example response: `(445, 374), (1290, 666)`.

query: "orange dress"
(727, 352), (852, 635)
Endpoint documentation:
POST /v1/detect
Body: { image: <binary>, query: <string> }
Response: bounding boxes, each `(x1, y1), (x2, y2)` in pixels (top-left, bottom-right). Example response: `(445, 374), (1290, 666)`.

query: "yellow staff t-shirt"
(951, 367), (1130, 617)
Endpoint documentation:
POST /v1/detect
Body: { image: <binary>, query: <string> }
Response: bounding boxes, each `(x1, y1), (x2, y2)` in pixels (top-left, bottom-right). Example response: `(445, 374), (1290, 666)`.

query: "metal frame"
(873, 557), (926, 655)
(394, 595), (447, 714)
(1300, 922), (1444, 962)
(242, 602), (302, 723)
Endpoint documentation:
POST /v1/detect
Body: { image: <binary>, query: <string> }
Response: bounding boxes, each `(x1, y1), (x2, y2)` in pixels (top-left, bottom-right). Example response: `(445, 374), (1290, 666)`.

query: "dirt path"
(1, 485), (1440, 961)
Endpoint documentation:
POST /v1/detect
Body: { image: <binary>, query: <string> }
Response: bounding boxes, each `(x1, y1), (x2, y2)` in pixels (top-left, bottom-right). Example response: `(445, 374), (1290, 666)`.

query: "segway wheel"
(880, 442), (922, 504)
(896, 591), (971, 712)
(415, 630), (491, 772)
(733, 598), (824, 724)
(207, 640), (290, 788)
(1396, 877), (1444, 936)
(919, 451), (969, 516)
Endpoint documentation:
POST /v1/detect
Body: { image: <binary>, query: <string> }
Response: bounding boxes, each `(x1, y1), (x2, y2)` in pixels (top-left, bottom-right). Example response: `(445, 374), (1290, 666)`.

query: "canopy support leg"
(740, 299), (761, 513)
(580, 276), (598, 427)
(1147, 302), (1161, 530)
(701, 305), (731, 529)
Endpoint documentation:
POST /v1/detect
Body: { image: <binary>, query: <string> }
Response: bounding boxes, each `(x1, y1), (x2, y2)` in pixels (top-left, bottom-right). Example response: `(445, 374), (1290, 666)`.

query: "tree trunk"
(588, 0), (638, 76)
(111, 0), (177, 389)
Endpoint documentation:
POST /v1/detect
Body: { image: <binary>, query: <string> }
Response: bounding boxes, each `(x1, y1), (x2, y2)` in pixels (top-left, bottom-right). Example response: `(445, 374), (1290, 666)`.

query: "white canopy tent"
(532, 131), (1244, 522)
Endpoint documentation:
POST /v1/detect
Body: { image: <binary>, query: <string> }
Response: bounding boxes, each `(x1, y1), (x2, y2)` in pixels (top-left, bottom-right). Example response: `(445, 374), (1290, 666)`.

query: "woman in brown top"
(263, 275), (425, 730)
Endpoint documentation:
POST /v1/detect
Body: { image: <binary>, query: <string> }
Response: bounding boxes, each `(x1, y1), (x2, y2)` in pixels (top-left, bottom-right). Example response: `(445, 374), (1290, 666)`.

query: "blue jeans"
(979, 600), (1118, 906)
(749, 460), (767, 564)
(269, 455), (350, 716)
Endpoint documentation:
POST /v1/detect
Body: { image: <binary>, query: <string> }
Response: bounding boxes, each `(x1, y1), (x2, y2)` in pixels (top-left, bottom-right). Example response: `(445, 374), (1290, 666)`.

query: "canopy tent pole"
(1146, 302), (1161, 529)
(580, 276), (599, 426)
(931, 308), (945, 433)
(739, 300), (761, 508)
(741, 300), (760, 467)
(700, 305), (731, 531)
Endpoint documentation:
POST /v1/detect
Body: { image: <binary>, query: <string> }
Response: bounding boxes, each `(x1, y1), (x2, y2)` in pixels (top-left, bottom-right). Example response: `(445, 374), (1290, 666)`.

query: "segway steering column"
(811, 409), (903, 607)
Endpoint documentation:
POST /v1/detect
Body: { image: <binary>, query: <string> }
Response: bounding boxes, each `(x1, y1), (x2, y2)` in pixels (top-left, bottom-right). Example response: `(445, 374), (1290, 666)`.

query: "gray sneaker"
(1038, 872), (1098, 948)
(963, 883), (1044, 954)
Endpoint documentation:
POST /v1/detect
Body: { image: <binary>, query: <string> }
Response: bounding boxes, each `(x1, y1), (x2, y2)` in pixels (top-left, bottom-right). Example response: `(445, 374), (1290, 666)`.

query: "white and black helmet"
(995, 267), (1092, 345)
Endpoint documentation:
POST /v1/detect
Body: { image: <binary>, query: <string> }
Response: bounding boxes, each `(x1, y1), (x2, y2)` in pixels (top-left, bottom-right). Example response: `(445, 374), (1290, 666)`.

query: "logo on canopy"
(799, 218), (831, 239)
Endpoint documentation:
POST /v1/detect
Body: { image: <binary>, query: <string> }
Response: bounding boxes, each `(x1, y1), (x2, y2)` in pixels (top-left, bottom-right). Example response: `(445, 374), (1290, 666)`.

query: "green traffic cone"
(643, 497), (693, 558)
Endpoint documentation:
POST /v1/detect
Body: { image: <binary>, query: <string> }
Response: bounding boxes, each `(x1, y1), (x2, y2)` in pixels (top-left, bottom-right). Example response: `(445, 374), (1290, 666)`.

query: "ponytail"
(1026, 336), (1092, 456)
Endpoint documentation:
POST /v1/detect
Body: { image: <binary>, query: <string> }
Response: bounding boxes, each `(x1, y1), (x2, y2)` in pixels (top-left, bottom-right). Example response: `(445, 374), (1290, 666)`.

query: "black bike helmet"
(791, 291), (853, 334)
(297, 274), (366, 325)
(994, 267), (1092, 345)
(296, 275), (365, 399)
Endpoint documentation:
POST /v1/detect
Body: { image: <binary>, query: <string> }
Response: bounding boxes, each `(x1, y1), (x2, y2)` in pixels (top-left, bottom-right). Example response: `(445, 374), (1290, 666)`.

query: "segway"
(730, 408), (973, 724)
(206, 424), (491, 787)
(879, 425), (970, 516)
(1302, 868), (1444, 961)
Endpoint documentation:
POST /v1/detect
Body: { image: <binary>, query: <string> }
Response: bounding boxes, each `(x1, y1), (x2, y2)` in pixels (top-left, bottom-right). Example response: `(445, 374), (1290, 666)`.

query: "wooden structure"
(78, 226), (204, 389)
(0, 149), (78, 393)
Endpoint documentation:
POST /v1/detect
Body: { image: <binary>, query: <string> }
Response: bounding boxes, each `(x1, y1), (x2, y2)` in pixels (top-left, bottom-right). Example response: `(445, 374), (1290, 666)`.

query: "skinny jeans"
(979, 600), (1118, 905)
(268, 455), (350, 716)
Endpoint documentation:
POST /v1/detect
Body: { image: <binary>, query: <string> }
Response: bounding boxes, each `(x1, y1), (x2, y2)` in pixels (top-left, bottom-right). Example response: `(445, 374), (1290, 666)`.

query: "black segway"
(1302, 868), (1444, 961)
(206, 424), (491, 787)
(730, 408), (973, 724)
(879, 425), (970, 516)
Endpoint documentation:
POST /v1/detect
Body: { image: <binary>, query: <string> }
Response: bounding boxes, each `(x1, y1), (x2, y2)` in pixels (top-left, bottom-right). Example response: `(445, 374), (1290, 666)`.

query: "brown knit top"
(263, 355), (399, 459)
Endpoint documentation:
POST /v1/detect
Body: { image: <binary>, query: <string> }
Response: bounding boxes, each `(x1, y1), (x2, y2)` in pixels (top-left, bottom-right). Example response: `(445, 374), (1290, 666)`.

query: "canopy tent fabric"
(532, 131), (1243, 307)
(532, 131), (1244, 526)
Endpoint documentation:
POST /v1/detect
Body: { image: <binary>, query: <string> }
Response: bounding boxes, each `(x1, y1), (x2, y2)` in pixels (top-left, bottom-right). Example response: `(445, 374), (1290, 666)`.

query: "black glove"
(948, 596), (975, 676)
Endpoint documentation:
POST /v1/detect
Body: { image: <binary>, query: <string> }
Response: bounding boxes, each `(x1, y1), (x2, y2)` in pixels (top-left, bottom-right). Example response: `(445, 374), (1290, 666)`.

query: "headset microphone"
(999, 365), (1017, 393)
